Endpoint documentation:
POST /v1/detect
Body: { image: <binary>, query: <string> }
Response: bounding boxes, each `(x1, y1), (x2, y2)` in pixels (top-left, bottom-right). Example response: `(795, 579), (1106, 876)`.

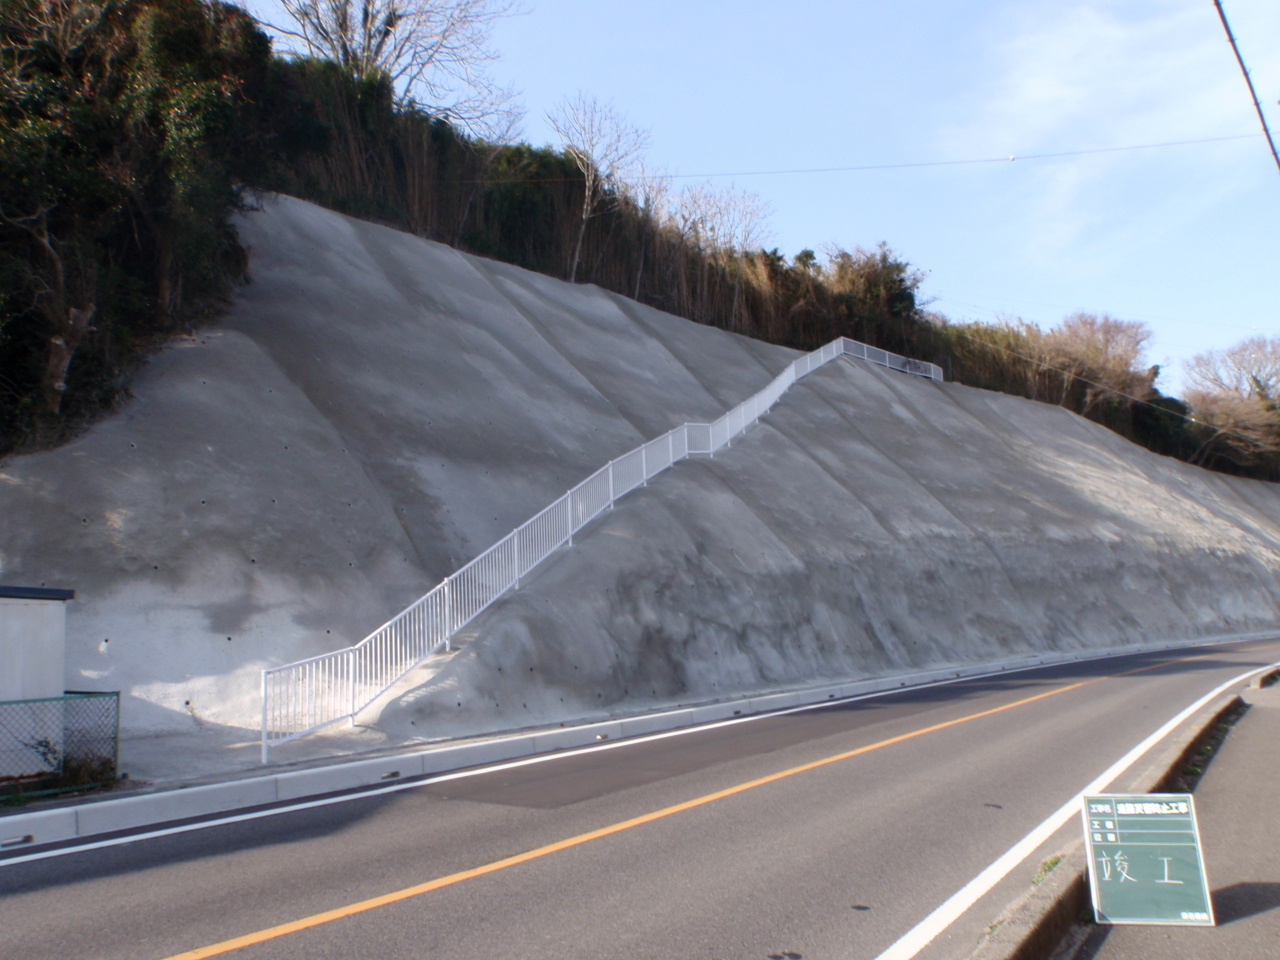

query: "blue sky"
(249, 1), (1278, 395)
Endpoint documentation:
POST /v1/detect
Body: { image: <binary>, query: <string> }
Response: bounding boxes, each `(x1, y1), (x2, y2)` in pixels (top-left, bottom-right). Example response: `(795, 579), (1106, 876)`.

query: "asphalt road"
(4, 638), (1279, 960)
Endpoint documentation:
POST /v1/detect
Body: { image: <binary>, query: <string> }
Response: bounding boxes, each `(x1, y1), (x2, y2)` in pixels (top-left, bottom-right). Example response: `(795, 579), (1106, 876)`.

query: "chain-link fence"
(0, 692), (119, 798)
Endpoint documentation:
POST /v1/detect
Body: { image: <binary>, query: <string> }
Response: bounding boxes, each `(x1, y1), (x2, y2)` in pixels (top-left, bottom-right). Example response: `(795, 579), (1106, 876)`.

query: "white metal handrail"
(261, 337), (942, 760)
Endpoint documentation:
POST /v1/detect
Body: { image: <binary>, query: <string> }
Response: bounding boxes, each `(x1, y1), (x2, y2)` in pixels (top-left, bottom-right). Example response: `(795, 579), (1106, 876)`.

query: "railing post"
(608, 460), (615, 507)
(444, 576), (453, 651)
(513, 528), (520, 589)
(260, 671), (270, 765)
(642, 445), (648, 485)
(349, 651), (357, 725)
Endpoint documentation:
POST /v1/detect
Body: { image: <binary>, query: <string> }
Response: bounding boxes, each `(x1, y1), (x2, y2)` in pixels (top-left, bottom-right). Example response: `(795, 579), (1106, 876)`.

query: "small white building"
(1, 585), (74, 777)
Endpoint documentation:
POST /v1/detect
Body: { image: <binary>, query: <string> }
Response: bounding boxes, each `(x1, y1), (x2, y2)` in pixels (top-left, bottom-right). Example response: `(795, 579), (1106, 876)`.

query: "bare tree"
(1, 205), (97, 416)
(620, 160), (672, 300)
(547, 93), (649, 283)
(1185, 335), (1280, 399)
(1041, 313), (1156, 414)
(2, 0), (110, 68)
(0, 2), (123, 417)
(671, 181), (712, 250)
(266, 0), (520, 131)
(1184, 335), (1280, 460)
(721, 185), (771, 253)
(448, 106), (523, 243)
(670, 181), (770, 322)
(708, 184), (769, 321)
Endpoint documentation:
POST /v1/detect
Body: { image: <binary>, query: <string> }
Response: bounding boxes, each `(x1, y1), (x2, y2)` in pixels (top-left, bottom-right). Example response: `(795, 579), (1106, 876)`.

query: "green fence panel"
(0, 692), (119, 798)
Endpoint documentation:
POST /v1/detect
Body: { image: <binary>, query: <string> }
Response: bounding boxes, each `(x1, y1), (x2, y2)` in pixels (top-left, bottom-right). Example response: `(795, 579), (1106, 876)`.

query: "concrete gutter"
(0, 631), (1272, 857)
(965, 686), (1255, 960)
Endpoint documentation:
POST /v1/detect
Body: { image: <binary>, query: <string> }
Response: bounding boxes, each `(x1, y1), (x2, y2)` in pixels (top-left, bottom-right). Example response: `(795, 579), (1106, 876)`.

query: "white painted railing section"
(261, 338), (942, 760)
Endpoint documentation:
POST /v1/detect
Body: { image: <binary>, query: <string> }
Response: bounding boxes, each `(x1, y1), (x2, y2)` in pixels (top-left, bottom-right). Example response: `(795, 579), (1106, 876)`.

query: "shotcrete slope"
(2, 194), (1279, 770)
(0, 195), (789, 746)
(382, 355), (1280, 739)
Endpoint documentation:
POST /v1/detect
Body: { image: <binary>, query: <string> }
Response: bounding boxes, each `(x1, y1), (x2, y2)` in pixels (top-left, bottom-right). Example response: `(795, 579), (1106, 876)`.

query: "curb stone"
(0, 652), (1076, 850)
(963, 692), (1249, 960)
(0, 632), (1272, 857)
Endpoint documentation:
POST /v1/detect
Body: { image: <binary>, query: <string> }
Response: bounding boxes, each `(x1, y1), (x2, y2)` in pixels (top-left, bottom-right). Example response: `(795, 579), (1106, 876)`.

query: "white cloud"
(938, 0), (1279, 264)
(947, 1), (1261, 149)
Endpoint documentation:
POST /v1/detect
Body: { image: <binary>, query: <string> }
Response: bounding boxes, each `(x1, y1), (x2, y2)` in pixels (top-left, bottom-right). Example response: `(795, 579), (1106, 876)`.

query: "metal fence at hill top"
(261, 337), (943, 760)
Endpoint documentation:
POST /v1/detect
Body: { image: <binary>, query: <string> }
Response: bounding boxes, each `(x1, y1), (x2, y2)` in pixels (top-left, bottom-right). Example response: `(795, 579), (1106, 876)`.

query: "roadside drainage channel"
(964, 675), (1267, 960)
(0, 630), (1273, 856)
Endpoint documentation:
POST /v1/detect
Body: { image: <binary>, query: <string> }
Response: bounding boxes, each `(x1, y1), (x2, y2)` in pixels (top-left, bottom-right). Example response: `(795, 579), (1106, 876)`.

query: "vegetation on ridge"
(0, 0), (1275, 481)
(0, 0), (314, 445)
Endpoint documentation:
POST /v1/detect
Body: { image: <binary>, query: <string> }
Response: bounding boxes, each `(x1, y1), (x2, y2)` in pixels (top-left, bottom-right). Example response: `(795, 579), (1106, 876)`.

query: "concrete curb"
(964, 691), (1250, 960)
(0, 630), (1272, 856)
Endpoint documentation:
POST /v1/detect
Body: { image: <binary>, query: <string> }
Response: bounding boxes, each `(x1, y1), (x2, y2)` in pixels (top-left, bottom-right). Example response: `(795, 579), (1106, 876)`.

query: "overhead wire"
(457, 133), (1261, 184)
(660, 133), (1262, 180)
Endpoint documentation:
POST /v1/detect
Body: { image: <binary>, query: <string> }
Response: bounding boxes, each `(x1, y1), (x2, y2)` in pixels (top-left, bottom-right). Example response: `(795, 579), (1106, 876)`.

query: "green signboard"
(1082, 794), (1214, 926)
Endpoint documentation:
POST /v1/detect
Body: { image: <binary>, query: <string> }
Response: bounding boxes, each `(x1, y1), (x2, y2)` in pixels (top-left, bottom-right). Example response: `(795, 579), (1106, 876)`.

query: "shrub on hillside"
(0, 0), (309, 450)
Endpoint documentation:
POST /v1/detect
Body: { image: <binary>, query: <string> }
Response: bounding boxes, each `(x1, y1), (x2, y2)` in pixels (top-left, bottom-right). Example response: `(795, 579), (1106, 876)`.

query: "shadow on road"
(1213, 881), (1280, 924)
(0, 785), (403, 896)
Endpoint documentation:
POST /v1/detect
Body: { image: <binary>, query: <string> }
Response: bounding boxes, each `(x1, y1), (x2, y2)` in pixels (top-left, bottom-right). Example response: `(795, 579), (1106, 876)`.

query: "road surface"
(3, 637), (1278, 960)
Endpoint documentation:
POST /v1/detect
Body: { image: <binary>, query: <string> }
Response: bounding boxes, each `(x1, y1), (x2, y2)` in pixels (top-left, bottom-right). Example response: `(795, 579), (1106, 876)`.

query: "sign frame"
(1081, 793), (1215, 926)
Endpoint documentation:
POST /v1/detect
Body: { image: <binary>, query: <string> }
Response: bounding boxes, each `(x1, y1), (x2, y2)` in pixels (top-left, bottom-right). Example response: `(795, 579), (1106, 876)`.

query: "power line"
(460, 133), (1259, 184)
(1213, 0), (1280, 176)
(660, 134), (1261, 180)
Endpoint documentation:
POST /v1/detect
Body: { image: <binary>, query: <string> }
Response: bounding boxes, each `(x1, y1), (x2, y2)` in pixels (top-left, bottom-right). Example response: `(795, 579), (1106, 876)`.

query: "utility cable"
(1213, 0), (1280, 176)
(457, 133), (1260, 184)
(660, 134), (1261, 180)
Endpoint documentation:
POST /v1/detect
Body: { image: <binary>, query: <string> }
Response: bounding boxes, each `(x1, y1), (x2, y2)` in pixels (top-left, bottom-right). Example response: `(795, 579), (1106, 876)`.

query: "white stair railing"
(261, 337), (942, 760)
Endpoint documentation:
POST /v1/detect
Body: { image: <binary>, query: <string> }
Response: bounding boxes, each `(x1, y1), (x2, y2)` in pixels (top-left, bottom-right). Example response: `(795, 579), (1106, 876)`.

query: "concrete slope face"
(2, 193), (1279, 754)
(382, 358), (1280, 739)
(0, 195), (787, 741)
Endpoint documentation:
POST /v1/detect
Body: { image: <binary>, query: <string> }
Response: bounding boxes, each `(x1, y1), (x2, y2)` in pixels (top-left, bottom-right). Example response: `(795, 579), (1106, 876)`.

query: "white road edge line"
(870, 658), (1280, 960)
(0, 639), (1266, 869)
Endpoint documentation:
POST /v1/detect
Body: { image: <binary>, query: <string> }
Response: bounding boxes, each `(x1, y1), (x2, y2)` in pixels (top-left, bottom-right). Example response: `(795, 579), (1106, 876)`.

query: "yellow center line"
(161, 648), (1255, 959)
